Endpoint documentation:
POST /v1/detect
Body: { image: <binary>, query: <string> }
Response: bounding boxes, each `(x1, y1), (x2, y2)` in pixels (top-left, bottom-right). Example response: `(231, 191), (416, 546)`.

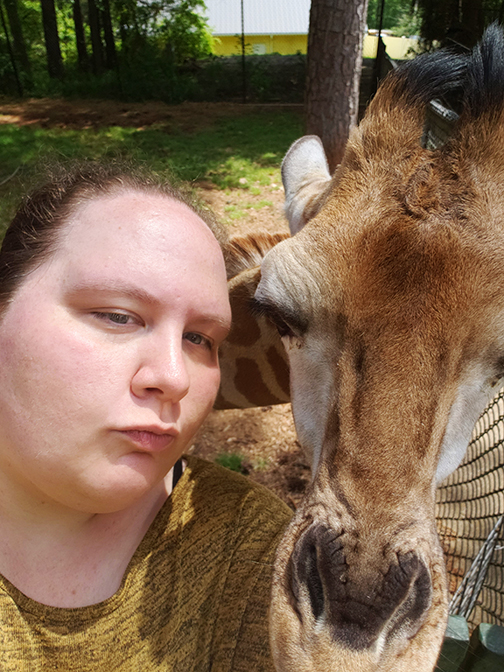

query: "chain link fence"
(436, 390), (504, 629)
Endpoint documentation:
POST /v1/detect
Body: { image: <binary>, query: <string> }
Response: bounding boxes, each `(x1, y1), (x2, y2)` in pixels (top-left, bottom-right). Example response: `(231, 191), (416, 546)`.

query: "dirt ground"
(0, 96), (301, 133)
(0, 96), (308, 509)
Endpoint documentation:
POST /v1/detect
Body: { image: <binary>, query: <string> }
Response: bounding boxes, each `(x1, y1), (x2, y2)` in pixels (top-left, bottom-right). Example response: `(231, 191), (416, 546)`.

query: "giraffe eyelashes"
(250, 298), (302, 339)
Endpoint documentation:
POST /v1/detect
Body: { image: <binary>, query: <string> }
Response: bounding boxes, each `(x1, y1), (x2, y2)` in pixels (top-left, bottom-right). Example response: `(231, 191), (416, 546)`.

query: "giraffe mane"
(224, 231), (290, 280)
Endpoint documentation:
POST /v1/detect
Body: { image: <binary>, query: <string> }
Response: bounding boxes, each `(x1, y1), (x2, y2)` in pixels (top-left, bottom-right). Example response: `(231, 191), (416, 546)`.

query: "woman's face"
(0, 190), (231, 514)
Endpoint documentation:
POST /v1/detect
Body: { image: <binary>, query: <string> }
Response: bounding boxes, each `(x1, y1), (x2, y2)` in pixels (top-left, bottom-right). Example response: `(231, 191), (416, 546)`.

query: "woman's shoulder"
(181, 454), (293, 522)
(163, 455), (293, 561)
(135, 454), (293, 565)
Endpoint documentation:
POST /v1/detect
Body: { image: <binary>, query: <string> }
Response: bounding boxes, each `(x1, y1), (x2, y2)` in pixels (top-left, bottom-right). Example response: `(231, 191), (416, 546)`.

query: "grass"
(215, 452), (270, 474)
(0, 109), (303, 233)
(214, 453), (246, 473)
(223, 198), (275, 221)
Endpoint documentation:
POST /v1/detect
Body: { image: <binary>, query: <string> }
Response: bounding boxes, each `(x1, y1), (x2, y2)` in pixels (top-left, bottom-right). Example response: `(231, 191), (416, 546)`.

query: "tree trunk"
(88, 0), (104, 74)
(305, 0), (369, 172)
(3, 0), (31, 77)
(40, 0), (64, 79)
(101, 0), (117, 70)
(72, 0), (88, 71)
(460, 0), (483, 47)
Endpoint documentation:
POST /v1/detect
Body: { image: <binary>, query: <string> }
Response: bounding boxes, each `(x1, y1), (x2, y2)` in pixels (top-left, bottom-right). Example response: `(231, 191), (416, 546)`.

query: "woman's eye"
(92, 311), (135, 326)
(184, 332), (212, 349)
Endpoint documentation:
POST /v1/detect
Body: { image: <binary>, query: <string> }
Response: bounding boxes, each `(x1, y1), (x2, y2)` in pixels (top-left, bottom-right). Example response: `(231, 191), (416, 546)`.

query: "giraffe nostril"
(289, 524), (432, 650)
(293, 540), (325, 620)
(386, 553), (432, 642)
(290, 524), (346, 623)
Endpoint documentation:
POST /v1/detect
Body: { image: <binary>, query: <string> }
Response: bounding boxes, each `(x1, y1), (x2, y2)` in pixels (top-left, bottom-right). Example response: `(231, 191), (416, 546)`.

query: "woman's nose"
(131, 338), (190, 404)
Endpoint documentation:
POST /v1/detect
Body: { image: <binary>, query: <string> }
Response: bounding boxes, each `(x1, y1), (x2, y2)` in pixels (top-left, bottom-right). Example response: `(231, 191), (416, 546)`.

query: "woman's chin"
(76, 455), (169, 514)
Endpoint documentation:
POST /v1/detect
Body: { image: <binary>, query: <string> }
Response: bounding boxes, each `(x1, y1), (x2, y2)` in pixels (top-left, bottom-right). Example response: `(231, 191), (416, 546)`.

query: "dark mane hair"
(0, 162), (227, 310)
(464, 22), (504, 118)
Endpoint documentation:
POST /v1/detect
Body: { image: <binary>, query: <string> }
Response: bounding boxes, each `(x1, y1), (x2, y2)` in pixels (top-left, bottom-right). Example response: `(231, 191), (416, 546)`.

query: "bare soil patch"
(0, 97), (301, 133)
(190, 405), (308, 510)
(0, 97), (306, 508)
(197, 180), (289, 236)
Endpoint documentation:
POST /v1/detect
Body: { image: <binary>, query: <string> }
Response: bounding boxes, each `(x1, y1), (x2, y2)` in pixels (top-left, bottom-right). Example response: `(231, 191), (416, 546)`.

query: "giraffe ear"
(281, 135), (332, 235)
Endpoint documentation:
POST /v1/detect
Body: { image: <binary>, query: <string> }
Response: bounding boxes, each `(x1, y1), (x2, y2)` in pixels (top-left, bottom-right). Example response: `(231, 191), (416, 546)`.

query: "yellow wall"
(212, 34), (418, 60)
(213, 34), (307, 56)
(363, 35), (419, 60)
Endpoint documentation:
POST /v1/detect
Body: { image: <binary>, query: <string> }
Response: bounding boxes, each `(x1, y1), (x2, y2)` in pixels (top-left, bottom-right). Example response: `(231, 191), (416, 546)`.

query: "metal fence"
(436, 390), (504, 629)
(423, 101), (504, 630)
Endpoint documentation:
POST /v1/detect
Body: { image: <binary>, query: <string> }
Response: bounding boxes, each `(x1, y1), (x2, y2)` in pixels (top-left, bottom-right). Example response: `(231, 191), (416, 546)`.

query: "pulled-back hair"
(0, 163), (227, 310)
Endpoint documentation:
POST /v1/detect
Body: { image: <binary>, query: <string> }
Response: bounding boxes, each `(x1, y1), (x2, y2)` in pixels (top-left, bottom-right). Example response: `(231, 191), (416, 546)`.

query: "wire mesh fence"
(436, 391), (504, 630)
(422, 100), (504, 630)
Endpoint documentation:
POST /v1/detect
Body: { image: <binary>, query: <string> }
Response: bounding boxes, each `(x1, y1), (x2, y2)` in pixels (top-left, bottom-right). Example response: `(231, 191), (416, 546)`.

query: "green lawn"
(0, 109), (303, 234)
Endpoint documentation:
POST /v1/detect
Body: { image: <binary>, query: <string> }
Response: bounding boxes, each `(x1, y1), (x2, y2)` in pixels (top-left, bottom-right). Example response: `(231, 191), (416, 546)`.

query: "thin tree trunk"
(3, 0), (31, 77)
(40, 0), (63, 79)
(88, 0), (104, 74)
(101, 0), (116, 69)
(0, 0), (23, 94)
(72, 0), (88, 71)
(460, 0), (483, 47)
(305, 0), (369, 172)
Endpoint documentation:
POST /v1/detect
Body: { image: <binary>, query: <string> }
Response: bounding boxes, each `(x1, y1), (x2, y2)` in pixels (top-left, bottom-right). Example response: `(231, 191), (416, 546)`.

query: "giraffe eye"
(491, 374), (504, 387)
(251, 298), (298, 339)
(271, 315), (295, 339)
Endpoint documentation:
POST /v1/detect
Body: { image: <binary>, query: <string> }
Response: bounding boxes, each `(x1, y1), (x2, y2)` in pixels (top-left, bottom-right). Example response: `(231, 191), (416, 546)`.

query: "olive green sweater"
(0, 456), (292, 671)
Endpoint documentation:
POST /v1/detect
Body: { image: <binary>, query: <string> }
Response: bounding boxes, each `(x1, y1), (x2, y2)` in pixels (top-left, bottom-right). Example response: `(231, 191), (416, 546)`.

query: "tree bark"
(305, 0), (369, 172)
(3, 0), (31, 77)
(101, 0), (117, 70)
(40, 0), (64, 79)
(88, 0), (104, 74)
(72, 0), (88, 71)
(460, 0), (483, 47)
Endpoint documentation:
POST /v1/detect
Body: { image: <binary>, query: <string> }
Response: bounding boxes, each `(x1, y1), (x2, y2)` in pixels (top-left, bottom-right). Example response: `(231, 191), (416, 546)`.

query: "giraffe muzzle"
(289, 523), (433, 652)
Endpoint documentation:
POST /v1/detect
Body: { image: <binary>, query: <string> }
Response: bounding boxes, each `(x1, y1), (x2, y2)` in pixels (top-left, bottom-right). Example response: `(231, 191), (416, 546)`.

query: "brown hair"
(0, 163), (227, 310)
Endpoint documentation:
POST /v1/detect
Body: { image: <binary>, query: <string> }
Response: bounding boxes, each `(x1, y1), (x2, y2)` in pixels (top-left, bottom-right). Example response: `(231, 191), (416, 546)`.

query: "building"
(202, 0), (418, 60)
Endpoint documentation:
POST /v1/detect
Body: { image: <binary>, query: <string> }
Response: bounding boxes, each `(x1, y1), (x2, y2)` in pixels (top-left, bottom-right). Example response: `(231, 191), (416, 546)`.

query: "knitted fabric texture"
(0, 456), (292, 671)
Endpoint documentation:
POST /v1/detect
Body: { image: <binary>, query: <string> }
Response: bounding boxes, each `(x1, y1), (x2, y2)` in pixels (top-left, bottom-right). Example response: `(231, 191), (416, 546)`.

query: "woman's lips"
(120, 429), (177, 453)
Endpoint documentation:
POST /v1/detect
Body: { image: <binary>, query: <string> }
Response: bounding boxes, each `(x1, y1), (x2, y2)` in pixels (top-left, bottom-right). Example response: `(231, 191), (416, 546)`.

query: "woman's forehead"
(62, 190), (217, 250)
(54, 191), (225, 288)
(8, 188), (230, 323)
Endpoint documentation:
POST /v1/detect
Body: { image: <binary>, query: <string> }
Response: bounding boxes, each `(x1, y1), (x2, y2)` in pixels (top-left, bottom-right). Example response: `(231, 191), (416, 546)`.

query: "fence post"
(435, 615), (470, 672)
(459, 623), (504, 671)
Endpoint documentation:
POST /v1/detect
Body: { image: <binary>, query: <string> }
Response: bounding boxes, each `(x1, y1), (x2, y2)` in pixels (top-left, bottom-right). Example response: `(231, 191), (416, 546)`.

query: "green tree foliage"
(0, 0), (213, 96)
(121, 0), (213, 62)
(367, 0), (412, 32)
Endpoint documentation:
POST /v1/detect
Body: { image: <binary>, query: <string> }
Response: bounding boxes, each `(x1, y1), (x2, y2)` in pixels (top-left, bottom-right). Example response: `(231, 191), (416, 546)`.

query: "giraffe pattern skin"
(215, 232), (291, 410)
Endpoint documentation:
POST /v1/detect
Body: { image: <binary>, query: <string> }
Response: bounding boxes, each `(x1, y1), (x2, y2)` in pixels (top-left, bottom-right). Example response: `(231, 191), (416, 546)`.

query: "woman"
(0, 165), (292, 670)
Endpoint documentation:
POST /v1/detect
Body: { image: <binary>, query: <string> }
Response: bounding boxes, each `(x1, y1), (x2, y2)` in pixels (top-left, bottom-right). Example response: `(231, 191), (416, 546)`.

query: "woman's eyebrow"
(65, 280), (160, 306)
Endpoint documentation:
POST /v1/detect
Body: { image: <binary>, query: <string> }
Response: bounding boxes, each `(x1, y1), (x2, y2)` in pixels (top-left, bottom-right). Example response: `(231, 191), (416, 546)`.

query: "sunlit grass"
(0, 109), (302, 232)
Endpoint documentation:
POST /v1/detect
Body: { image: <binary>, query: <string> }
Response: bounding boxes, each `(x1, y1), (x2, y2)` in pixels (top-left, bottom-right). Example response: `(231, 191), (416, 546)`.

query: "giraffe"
(223, 25), (504, 672)
(215, 231), (291, 409)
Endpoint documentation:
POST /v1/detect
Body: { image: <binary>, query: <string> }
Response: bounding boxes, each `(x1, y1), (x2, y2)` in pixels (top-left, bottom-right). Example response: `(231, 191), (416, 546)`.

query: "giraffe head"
(256, 25), (504, 671)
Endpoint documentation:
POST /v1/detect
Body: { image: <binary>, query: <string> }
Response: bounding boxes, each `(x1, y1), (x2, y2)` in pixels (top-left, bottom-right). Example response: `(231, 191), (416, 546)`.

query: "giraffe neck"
(215, 232), (291, 410)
